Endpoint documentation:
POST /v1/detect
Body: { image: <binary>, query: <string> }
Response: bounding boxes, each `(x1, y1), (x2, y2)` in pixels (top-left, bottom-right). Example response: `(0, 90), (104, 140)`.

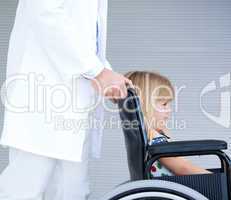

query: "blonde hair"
(124, 70), (175, 141)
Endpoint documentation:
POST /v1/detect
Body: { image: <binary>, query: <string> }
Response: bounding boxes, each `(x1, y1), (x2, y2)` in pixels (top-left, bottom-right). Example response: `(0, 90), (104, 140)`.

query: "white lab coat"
(0, 0), (112, 162)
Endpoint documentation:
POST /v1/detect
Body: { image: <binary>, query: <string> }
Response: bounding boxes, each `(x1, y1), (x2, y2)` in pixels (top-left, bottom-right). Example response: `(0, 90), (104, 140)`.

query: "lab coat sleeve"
(97, 0), (113, 72)
(103, 59), (112, 70)
(29, 1), (106, 80)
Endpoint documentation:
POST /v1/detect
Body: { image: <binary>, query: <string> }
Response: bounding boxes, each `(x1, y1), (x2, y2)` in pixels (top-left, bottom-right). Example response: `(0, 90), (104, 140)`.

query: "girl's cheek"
(154, 106), (164, 113)
(155, 111), (165, 121)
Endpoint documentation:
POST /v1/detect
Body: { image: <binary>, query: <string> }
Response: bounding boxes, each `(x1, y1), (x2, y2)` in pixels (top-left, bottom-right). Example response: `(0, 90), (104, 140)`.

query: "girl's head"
(124, 70), (175, 140)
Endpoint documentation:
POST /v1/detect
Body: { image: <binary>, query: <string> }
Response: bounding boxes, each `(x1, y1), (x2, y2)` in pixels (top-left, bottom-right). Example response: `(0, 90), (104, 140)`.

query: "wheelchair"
(99, 87), (231, 200)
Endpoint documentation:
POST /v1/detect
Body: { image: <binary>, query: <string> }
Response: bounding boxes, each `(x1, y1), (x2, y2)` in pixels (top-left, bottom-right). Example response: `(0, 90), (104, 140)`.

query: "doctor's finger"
(111, 87), (122, 100)
(104, 87), (113, 98)
(106, 89), (119, 104)
(124, 78), (133, 89)
(112, 84), (128, 100)
(120, 83), (128, 99)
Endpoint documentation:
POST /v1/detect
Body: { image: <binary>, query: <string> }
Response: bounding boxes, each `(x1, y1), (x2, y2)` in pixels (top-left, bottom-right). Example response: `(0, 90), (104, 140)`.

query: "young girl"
(124, 70), (212, 177)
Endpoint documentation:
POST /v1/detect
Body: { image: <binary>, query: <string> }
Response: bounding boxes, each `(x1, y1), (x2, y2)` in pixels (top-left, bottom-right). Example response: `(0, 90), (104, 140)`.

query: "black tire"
(98, 180), (209, 200)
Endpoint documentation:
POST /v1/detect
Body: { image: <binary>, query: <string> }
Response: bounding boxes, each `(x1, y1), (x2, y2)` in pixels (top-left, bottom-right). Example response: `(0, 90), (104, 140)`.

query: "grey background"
(0, 0), (230, 199)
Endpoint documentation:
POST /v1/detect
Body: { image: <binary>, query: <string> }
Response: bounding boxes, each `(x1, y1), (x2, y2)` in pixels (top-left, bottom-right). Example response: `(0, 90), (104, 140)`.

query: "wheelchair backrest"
(118, 87), (148, 180)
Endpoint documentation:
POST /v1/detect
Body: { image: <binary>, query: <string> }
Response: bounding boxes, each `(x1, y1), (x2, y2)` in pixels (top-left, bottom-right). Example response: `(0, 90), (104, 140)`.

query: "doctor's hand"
(91, 68), (133, 104)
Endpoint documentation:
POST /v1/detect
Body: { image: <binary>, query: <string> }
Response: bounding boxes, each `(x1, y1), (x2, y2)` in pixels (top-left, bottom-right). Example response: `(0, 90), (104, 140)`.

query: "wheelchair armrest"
(147, 140), (227, 156)
(146, 139), (231, 197)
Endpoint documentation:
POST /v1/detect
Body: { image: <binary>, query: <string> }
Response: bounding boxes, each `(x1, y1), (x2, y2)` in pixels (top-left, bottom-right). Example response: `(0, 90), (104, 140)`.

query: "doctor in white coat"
(0, 0), (133, 199)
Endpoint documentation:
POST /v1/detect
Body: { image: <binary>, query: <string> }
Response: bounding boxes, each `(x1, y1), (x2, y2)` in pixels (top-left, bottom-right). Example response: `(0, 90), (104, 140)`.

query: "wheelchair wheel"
(99, 180), (208, 200)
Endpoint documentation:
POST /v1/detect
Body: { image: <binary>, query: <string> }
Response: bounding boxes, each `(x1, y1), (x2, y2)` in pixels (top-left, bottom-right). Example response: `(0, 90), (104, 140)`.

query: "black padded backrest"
(117, 87), (148, 180)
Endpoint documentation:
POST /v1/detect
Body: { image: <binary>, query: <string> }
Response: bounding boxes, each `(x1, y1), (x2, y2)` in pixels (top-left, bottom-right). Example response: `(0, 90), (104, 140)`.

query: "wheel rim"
(117, 191), (189, 200)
